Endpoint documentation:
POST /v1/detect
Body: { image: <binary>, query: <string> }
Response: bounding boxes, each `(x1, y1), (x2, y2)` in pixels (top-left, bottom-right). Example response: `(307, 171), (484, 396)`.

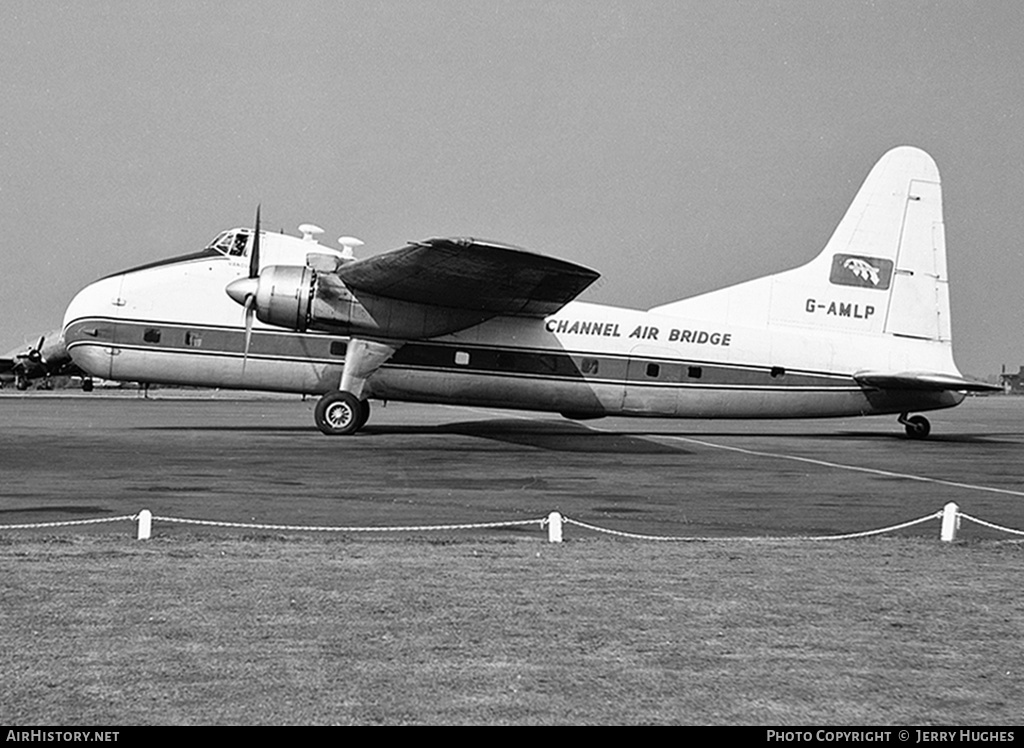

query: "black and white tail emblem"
(830, 254), (893, 290)
(843, 258), (881, 285)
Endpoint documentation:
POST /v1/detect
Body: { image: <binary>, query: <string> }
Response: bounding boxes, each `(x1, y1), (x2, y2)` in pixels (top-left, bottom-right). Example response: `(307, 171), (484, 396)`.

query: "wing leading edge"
(336, 237), (600, 318)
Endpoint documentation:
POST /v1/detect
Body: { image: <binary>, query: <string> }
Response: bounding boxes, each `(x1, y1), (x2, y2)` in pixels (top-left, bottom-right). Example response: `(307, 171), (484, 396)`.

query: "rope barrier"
(563, 510), (946, 542)
(0, 506), (1021, 542)
(151, 515), (545, 533)
(959, 512), (1024, 537)
(0, 515), (136, 530)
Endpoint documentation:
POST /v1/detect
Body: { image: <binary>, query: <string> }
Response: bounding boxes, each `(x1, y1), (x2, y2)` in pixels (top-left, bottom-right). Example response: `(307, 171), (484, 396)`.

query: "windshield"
(206, 229), (251, 257)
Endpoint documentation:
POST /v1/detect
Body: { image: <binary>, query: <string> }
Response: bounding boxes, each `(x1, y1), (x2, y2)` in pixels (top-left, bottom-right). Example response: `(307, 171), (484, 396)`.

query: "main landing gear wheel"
(314, 391), (369, 436)
(354, 398), (371, 431)
(899, 413), (931, 440)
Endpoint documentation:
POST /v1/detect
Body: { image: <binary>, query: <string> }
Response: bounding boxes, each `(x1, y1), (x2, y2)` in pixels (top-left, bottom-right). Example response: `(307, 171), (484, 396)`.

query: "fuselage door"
(623, 345), (681, 416)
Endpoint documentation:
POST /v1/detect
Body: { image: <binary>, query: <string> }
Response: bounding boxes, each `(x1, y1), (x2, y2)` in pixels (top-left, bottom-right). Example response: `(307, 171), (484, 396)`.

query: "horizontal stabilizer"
(854, 371), (1001, 393)
(336, 238), (599, 317)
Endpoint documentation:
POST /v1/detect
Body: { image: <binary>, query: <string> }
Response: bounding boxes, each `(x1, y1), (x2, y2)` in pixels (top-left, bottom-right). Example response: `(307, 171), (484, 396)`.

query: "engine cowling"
(227, 265), (372, 334)
(250, 265), (316, 331)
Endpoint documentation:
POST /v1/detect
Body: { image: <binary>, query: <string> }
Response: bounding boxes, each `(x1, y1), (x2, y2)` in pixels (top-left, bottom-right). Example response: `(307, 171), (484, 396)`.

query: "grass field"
(2, 533), (1022, 725)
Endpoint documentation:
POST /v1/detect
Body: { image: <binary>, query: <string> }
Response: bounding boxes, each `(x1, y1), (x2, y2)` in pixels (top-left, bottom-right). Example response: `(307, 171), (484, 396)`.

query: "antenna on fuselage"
(299, 224), (324, 242)
(338, 236), (364, 262)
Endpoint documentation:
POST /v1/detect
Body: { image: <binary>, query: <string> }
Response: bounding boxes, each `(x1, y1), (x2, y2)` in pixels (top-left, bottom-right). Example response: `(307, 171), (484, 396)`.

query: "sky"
(1, 0), (1022, 378)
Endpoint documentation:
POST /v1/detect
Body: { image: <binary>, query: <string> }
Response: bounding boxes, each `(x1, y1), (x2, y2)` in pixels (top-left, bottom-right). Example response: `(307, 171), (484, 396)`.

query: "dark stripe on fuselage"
(98, 249), (226, 281)
(64, 316), (860, 392)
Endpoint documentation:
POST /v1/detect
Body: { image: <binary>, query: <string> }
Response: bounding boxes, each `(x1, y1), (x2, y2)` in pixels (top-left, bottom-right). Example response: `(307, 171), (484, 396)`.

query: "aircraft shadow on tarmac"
(141, 419), (1017, 447)
(366, 421), (1015, 448)
(140, 418), (685, 453)
(366, 419), (689, 454)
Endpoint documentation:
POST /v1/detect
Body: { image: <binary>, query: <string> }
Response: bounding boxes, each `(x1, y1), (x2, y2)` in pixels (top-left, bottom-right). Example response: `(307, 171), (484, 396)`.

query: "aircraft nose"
(63, 274), (123, 333)
(226, 276), (258, 306)
(62, 273), (124, 378)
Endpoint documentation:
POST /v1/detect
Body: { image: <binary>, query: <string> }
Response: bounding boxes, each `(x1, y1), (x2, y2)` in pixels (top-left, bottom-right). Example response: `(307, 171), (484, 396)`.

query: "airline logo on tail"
(830, 254), (893, 290)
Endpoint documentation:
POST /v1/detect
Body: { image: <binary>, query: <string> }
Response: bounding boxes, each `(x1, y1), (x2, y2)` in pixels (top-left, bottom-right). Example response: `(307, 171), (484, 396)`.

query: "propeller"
(224, 206), (263, 374)
(243, 206), (262, 370)
(20, 336), (45, 365)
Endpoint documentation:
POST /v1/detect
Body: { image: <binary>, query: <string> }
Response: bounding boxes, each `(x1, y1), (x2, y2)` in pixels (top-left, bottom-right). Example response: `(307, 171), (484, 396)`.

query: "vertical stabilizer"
(651, 147), (952, 343)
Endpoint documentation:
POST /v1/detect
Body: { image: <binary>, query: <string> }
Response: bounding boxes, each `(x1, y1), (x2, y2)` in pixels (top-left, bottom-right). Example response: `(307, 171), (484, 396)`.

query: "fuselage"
(62, 229), (962, 420)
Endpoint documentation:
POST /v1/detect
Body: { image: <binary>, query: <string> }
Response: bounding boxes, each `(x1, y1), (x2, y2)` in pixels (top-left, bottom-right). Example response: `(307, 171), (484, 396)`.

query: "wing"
(336, 237), (599, 317)
(854, 371), (1001, 393)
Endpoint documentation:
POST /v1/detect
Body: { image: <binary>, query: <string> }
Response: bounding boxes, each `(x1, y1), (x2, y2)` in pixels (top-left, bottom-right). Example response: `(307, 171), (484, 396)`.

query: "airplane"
(0, 330), (90, 391)
(60, 146), (999, 438)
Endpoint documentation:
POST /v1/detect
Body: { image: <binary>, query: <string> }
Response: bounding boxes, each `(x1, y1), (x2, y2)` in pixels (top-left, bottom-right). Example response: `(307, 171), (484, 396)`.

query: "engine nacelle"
(253, 265), (315, 332)
(228, 264), (495, 338)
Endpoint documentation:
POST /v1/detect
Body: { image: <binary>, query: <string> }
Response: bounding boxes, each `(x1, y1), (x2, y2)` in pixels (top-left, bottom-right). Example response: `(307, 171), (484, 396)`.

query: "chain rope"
(1, 508), (1021, 540)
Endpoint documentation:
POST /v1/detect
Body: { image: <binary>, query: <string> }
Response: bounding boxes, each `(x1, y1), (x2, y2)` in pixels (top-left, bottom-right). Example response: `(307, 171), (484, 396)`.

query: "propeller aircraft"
(61, 146), (998, 437)
(1, 330), (87, 391)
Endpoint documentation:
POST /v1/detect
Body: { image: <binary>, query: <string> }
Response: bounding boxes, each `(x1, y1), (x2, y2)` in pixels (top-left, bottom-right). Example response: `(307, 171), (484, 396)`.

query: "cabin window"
(454, 351), (470, 366)
(184, 331), (203, 348)
(143, 328), (161, 344)
(771, 366), (786, 378)
(581, 358), (599, 375)
(646, 363), (661, 378)
(688, 366), (702, 379)
(330, 341), (347, 356)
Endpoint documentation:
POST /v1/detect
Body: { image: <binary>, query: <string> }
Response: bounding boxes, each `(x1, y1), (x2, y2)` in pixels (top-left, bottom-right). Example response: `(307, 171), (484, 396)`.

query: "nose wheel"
(898, 413), (931, 439)
(315, 391), (371, 435)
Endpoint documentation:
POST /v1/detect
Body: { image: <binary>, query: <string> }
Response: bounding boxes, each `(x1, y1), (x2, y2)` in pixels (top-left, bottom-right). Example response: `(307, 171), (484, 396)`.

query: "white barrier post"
(547, 511), (563, 543)
(137, 509), (152, 540)
(940, 502), (959, 542)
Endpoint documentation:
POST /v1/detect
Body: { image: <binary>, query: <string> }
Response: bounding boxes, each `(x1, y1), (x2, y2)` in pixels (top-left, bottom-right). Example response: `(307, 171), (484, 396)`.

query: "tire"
(355, 398), (371, 431)
(903, 415), (931, 439)
(314, 391), (364, 436)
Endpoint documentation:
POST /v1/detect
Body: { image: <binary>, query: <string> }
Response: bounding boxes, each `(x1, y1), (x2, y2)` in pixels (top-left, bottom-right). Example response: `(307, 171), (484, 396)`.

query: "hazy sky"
(2, 1), (1022, 377)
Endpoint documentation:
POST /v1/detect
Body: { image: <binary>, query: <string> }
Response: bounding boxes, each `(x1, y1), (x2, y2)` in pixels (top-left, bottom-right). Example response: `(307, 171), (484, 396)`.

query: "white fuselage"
(62, 241), (961, 420)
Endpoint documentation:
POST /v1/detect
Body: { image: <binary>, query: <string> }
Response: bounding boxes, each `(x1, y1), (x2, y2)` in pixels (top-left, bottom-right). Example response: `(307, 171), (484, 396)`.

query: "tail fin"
(651, 146), (951, 342)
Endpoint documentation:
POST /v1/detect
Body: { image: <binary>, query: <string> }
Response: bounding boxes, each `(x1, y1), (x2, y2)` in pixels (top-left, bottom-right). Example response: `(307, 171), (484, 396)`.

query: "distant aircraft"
(0, 330), (89, 391)
(61, 146), (998, 437)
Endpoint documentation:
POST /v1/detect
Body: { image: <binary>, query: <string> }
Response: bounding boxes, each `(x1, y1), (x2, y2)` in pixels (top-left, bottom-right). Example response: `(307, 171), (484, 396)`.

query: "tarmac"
(1, 390), (1022, 540)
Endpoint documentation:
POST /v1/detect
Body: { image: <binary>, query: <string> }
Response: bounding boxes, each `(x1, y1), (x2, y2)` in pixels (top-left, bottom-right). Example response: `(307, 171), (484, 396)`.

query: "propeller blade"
(242, 297), (255, 375)
(27, 336), (45, 364)
(249, 205), (261, 279)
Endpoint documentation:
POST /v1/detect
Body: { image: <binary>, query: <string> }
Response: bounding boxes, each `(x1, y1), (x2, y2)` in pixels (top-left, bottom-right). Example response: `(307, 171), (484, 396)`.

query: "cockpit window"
(230, 232), (249, 256)
(207, 231), (232, 254)
(206, 230), (251, 257)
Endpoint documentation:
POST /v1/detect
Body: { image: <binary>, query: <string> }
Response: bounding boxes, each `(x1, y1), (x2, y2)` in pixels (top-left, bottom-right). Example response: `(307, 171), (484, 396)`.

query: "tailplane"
(651, 146), (951, 342)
